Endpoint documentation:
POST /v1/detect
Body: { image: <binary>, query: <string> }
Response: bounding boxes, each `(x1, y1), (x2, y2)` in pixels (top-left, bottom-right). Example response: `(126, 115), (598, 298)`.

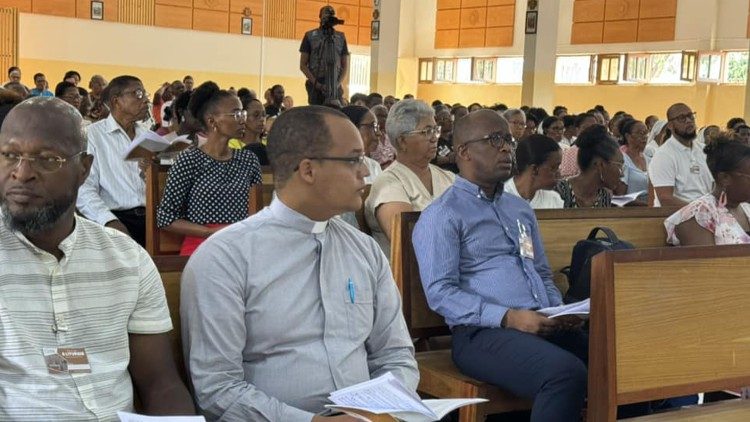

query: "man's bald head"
(453, 109), (510, 148)
(666, 103), (691, 120)
(1, 97), (86, 154)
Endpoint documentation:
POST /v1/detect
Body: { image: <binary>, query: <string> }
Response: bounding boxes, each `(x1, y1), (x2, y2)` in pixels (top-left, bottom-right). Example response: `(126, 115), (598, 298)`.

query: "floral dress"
(665, 194), (750, 245)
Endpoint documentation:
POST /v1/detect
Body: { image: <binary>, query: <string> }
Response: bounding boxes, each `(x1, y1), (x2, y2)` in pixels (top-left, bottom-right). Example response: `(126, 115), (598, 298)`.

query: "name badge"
(690, 164), (701, 174)
(43, 347), (91, 375)
(518, 219), (535, 259)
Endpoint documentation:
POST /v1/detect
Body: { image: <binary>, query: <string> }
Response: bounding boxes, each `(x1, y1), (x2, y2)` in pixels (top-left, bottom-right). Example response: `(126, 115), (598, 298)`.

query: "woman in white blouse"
(365, 99), (455, 255)
(504, 134), (564, 208)
(619, 118), (650, 202)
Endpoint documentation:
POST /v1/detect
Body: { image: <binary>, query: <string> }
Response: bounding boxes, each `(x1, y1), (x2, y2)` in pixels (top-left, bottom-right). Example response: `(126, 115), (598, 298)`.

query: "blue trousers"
(452, 326), (588, 422)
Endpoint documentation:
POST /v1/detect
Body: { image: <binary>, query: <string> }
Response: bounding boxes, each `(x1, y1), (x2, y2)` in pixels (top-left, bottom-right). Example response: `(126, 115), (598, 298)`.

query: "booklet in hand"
(326, 372), (487, 422)
(537, 299), (590, 319)
(123, 131), (191, 161)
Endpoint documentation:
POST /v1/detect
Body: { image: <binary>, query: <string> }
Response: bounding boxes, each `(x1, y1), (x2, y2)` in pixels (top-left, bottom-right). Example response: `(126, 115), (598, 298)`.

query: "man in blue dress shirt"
(413, 110), (587, 422)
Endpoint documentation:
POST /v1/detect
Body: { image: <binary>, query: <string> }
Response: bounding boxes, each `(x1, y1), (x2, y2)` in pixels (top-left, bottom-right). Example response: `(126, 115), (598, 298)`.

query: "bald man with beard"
(412, 110), (588, 422)
(0, 98), (194, 419)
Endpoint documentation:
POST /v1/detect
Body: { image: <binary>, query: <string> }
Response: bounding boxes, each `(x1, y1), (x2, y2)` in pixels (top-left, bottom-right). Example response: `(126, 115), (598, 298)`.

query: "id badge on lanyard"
(518, 219), (534, 260)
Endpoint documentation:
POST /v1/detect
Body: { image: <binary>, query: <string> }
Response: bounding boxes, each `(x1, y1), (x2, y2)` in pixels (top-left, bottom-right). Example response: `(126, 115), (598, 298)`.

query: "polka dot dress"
(156, 148), (262, 228)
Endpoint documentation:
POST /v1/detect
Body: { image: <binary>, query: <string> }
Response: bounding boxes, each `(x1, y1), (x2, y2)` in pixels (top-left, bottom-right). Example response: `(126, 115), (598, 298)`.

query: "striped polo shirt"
(0, 214), (172, 421)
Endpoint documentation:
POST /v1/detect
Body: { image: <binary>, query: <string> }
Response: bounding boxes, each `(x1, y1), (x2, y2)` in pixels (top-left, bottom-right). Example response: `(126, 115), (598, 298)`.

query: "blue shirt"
(28, 88), (53, 98)
(413, 176), (563, 329)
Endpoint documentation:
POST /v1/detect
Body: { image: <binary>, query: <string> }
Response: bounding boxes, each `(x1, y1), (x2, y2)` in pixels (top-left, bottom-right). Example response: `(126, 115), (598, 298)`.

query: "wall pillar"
(520, 0), (561, 109)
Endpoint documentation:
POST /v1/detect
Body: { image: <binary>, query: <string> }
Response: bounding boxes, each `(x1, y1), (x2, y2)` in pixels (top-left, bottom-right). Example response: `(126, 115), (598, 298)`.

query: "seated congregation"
(2, 68), (750, 422)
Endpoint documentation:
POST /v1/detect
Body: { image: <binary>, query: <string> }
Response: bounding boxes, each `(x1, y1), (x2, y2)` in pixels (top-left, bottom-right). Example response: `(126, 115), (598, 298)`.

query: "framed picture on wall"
(371, 20), (380, 41)
(525, 11), (538, 34)
(241, 17), (253, 35)
(91, 1), (103, 20)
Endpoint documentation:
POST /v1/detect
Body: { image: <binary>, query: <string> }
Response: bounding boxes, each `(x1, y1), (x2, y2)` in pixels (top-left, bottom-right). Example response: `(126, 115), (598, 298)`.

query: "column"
(520, 0), (561, 109)
(369, 0), (401, 95)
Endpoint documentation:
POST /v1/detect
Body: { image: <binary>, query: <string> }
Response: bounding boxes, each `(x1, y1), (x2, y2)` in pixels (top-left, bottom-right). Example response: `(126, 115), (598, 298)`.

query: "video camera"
(321, 14), (344, 29)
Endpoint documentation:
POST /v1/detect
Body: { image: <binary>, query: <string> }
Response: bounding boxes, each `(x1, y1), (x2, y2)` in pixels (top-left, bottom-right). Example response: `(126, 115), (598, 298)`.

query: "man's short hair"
(7, 66), (19, 76)
(575, 112), (596, 128)
(503, 108), (525, 122)
(64, 70), (81, 81)
(267, 106), (345, 187)
(54, 81), (77, 97)
(33, 73), (45, 82)
(101, 75), (141, 106)
(350, 93), (367, 105)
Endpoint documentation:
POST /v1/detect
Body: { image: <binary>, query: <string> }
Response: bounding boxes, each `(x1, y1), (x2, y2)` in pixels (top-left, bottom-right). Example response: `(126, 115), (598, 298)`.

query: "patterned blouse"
(554, 179), (612, 208)
(665, 194), (750, 246)
(157, 148), (262, 228)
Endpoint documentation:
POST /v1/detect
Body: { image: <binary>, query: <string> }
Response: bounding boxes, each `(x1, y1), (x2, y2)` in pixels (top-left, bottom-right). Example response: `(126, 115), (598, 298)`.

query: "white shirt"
(181, 199), (418, 421)
(0, 215), (172, 420)
(504, 177), (564, 209)
(364, 155), (382, 184)
(77, 114), (148, 225)
(648, 136), (714, 206)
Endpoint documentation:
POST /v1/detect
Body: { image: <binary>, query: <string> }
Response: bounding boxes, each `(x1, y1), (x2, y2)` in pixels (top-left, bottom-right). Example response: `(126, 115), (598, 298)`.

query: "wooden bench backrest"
(146, 162), (269, 256)
(588, 245), (750, 421)
(391, 207), (679, 339)
(535, 207), (677, 291)
(153, 255), (190, 385)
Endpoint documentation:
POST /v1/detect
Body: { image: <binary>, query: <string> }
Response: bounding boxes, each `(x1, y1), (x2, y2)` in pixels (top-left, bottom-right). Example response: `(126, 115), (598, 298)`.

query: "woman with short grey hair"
(365, 99), (455, 256)
(504, 108), (526, 141)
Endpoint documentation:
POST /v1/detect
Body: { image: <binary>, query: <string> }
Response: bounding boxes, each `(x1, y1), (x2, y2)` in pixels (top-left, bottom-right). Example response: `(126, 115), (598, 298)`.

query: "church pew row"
(589, 245), (750, 421)
(389, 207), (678, 421)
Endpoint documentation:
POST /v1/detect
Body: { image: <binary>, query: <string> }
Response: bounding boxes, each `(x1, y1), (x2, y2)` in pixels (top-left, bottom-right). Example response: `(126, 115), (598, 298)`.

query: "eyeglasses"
(0, 151), (85, 173)
(248, 111), (267, 120)
(404, 125), (441, 138)
(668, 111), (697, 123)
(733, 172), (750, 179)
(609, 160), (625, 176)
(462, 131), (516, 150)
(307, 155), (367, 168)
(508, 119), (526, 128)
(123, 89), (149, 100)
(358, 122), (380, 133)
(219, 110), (248, 122)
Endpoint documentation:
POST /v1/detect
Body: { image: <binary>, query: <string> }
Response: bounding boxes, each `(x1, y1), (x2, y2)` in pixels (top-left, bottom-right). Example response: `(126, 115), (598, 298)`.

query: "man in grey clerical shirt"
(181, 105), (418, 422)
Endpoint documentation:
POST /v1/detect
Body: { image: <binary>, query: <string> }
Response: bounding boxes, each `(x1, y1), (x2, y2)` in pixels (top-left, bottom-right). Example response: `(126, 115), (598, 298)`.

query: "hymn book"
(325, 372), (487, 422)
(537, 299), (590, 319)
(122, 131), (191, 161)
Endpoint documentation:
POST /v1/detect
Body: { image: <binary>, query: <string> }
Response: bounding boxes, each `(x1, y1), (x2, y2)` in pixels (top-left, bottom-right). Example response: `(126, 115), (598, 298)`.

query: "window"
(697, 52), (722, 82)
(419, 59), (434, 83)
(724, 51), (748, 84)
(648, 52), (685, 84)
(348, 54), (370, 95)
(596, 54), (620, 84)
(472, 57), (496, 83)
(680, 51), (697, 82)
(455, 58), (473, 83)
(555, 55), (594, 84)
(496, 57), (523, 84)
(625, 54), (648, 82)
(434, 58), (456, 82)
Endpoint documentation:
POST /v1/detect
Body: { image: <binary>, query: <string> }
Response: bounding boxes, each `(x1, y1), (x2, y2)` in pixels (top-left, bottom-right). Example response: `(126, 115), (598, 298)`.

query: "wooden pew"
(153, 255), (190, 385)
(535, 207), (677, 293)
(390, 212), (532, 422)
(588, 245), (750, 421)
(145, 162), (267, 256)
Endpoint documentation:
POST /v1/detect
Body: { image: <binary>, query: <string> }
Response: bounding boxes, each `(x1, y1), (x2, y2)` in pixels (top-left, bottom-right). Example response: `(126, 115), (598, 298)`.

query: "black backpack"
(563, 227), (634, 303)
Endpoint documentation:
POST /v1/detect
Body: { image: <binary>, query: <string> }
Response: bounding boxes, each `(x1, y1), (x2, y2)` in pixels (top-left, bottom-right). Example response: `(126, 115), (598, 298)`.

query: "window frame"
(554, 55), (596, 85)
(471, 57), (497, 83)
(418, 58), (434, 83)
(696, 51), (723, 83)
(680, 51), (697, 82)
(624, 53), (649, 83)
(722, 50), (749, 85)
(434, 58), (458, 83)
(596, 54), (621, 85)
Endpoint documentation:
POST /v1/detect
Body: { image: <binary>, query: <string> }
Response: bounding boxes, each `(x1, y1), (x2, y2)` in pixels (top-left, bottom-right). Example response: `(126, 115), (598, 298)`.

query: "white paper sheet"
(611, 190), (646, 207)
(537, 299), (590, 318)
(117, 412), (205, 422)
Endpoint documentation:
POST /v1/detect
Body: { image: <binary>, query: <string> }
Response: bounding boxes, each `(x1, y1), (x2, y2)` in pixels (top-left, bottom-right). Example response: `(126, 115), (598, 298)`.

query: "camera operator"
(299, 6), (350, 106)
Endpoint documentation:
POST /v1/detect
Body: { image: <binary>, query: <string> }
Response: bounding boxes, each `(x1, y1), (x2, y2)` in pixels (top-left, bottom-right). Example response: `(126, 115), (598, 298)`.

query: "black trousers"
(112, 207), (146, 247)
(452, 326), (588, 422)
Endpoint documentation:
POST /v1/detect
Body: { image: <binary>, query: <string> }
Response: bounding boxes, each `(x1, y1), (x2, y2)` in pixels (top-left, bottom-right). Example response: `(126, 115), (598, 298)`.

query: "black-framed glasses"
(359, 122), (380, 133)
(404, 125), (441, 138)
(462, 131), (516, 150)
(219, 110), (248, 122)
(122, 89), (149, 100)
(0, 151), (86, 173)
(307, 155), (366, 168)
(668, 111), (697, 123)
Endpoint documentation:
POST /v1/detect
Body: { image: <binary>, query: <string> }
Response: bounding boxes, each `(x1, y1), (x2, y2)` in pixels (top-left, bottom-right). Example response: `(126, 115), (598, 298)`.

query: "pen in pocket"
(347, 278), (355, 303)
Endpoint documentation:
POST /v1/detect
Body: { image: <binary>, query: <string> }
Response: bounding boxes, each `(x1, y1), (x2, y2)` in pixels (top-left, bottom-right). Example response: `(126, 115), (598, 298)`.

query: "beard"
(674, 127), (697, 141)
(0, 191), (75, 236)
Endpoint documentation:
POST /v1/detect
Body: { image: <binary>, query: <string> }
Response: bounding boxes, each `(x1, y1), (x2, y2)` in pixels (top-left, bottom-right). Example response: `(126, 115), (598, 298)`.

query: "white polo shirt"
(0, 214), (172, 420)
(648, 136), (714, 206)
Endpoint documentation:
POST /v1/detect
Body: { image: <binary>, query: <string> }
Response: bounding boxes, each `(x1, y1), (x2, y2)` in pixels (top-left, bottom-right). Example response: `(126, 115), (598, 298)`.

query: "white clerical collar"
(269, 197), (329, 234)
